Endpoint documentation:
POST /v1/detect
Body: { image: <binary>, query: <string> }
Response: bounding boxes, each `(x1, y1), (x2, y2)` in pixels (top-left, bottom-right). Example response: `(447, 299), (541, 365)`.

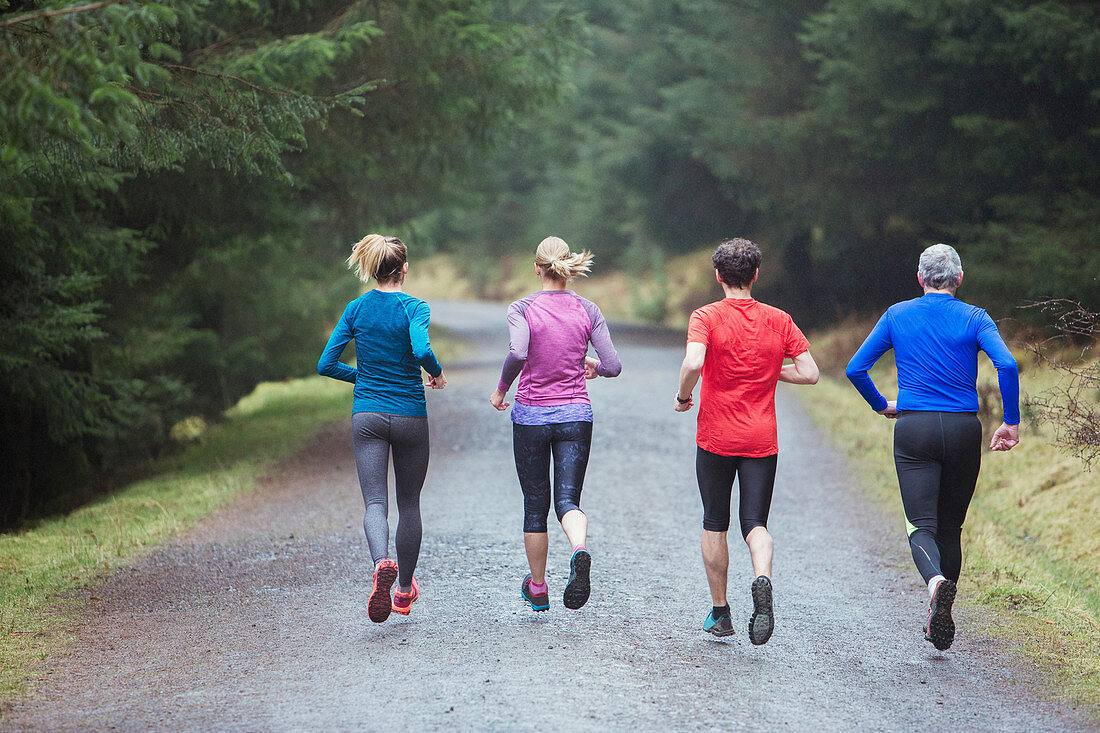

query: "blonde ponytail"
(534, 236), (593, 282)
(347, 234), (407, 283)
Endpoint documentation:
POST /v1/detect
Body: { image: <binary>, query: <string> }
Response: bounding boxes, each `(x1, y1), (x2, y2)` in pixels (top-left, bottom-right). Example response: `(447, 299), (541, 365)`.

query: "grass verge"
(0, 376), (351, 702)
(802, 352), (1100, 715)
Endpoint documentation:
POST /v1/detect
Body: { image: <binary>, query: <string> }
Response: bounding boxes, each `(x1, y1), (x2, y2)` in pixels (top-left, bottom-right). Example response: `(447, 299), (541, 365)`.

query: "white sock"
(928, 574), (946, 598)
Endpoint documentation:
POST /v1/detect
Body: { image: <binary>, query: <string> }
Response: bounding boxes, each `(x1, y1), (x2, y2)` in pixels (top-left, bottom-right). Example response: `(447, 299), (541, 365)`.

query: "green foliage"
(406, 1), (741, 267)
(0, 0), (578, 526)
(7, 0), (1097, 524)
(429, 0), (1099, 325)
(793, 0), (1100, 309)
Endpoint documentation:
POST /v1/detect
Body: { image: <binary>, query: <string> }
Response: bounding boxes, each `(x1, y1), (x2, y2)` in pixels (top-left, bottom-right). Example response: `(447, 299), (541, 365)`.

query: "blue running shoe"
(521, 574), (550, 612)
(703, 609), (735, 637)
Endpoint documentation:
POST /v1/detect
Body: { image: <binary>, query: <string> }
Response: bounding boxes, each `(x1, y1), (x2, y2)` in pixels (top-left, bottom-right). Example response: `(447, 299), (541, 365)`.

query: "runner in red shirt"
(675, 238), (819, 644)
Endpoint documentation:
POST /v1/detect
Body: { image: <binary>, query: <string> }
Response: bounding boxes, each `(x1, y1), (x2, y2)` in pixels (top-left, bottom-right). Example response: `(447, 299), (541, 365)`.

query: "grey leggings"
(352, 412), (429, 588)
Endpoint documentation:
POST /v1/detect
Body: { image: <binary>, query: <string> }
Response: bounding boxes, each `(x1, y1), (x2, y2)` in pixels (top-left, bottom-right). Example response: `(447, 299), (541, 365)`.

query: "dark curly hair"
(712, 238), (761, 288)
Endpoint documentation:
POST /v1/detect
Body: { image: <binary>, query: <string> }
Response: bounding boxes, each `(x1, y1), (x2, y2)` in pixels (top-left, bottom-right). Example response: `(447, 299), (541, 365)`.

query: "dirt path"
(2, 302), (1093, 731)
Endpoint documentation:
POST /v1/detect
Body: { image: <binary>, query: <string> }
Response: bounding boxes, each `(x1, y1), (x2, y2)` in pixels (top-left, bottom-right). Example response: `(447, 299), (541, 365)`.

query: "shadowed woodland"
(2, 0), (1098, 524)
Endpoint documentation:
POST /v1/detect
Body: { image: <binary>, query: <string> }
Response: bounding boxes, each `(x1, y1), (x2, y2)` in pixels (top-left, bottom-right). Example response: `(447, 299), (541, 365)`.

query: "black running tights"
(893, 411), (982, 584)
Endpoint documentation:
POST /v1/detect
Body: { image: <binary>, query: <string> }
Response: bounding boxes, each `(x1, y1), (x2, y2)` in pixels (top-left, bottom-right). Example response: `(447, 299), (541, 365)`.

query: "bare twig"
(0, 0), (122, 29)
(1021, 299), (1100, 469)
(162, 64), (270, 94)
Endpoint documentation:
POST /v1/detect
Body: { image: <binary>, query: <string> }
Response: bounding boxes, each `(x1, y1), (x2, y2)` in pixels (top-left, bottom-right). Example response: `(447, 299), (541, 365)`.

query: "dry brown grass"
(404, 249), (723, 328)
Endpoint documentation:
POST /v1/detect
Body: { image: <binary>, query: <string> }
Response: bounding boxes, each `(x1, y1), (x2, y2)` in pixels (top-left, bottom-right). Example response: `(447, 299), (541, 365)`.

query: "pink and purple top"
(497, 290), (621, 424)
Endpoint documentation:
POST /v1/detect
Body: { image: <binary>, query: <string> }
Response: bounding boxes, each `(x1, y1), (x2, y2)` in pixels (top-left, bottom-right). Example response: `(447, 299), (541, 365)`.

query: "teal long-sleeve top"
(317, 290), (443, 417)
(845, 293), (1020, 424)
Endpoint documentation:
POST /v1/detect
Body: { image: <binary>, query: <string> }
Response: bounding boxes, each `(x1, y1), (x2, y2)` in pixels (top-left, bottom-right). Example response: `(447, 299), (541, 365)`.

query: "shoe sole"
(368, 563), (398, 623)
(926, 580), (957, 650)
(749, 578), (774, 646)
(563, 551), (591, 610)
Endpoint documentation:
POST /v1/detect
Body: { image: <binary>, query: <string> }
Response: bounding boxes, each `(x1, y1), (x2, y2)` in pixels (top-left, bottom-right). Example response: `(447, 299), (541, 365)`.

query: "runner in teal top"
(317, 234), (445, 623)
(318, 288), (443, 417)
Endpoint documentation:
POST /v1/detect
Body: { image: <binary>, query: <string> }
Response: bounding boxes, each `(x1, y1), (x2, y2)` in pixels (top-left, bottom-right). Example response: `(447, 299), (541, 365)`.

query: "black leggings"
(696, 448), (778, 537)
(513, 421), (592, 533)
(893, 411), (982, 584)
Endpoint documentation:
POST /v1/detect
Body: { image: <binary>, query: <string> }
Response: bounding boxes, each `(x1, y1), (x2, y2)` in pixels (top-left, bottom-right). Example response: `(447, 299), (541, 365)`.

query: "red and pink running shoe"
(368, 559), (399, 623)
(392, 576), (419, 615)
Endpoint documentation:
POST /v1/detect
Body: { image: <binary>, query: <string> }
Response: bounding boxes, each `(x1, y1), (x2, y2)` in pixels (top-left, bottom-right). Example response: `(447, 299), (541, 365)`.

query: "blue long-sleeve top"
(317, 290), (443, 417)
(845, 293), (1020, 424)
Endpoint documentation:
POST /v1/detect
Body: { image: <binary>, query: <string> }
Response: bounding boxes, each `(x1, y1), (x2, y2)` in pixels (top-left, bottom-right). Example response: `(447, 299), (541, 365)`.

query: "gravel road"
(2, 301), (1093, 732)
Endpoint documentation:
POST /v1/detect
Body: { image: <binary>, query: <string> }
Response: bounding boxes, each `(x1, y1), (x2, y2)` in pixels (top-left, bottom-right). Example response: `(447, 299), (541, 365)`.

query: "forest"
(2, 0), (1098, 524)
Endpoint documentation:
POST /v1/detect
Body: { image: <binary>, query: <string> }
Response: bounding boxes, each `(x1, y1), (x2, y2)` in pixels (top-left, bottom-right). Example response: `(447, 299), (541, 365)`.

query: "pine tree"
(0, 0), (578, 525)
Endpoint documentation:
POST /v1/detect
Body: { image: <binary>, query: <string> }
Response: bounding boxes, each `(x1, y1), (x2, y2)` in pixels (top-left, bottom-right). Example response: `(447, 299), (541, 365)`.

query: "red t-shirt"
(687, 298), (810, 457)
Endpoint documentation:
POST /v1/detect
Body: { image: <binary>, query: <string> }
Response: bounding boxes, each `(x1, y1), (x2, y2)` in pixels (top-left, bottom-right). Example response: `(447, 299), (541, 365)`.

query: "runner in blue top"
(846, 243), (1020, 650)
(318, 234), (445, 623)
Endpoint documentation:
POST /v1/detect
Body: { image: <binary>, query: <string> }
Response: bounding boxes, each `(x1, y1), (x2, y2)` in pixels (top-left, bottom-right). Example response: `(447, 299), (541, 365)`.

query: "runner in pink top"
(490, 237), (621, 613)
(498, 290), (621, 407)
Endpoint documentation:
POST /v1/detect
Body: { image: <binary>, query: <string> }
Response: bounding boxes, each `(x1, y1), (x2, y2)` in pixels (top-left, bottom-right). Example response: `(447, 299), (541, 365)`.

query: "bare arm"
(778, 350), (820, 385)
(675, 342), (706, 412)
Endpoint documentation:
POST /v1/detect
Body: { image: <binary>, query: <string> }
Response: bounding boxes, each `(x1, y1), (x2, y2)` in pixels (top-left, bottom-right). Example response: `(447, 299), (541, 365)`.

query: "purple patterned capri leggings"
(512, 420), (592, 533)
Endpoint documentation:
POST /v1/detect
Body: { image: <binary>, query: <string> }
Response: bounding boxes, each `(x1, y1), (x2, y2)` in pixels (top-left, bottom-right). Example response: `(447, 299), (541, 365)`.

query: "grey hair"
(918, 243), (963, 290)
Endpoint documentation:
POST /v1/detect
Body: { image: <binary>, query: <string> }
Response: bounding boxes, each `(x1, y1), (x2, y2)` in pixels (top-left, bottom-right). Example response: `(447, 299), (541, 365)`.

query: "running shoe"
(703, 609), (735, 637)
(368, 558), (398, 623)
(924, 578), (957, 650)
(521, 574), (550, 612)
(392, 576), (419, 616)
(748, 575), (774, 646)
(563, 549), (591, 610)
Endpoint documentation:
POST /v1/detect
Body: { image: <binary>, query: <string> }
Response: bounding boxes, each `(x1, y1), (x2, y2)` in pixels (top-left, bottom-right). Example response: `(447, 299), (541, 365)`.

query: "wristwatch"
(676, 394), (692, 404)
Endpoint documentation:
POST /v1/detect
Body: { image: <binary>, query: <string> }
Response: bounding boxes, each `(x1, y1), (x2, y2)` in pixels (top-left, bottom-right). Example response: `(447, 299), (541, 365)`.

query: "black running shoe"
(748, 576), (774, 646)
(924, 579), (957, 650)
(703, 609), (735, 637)
(563, 550), (591, 610)
(521, 574), (549, 612)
